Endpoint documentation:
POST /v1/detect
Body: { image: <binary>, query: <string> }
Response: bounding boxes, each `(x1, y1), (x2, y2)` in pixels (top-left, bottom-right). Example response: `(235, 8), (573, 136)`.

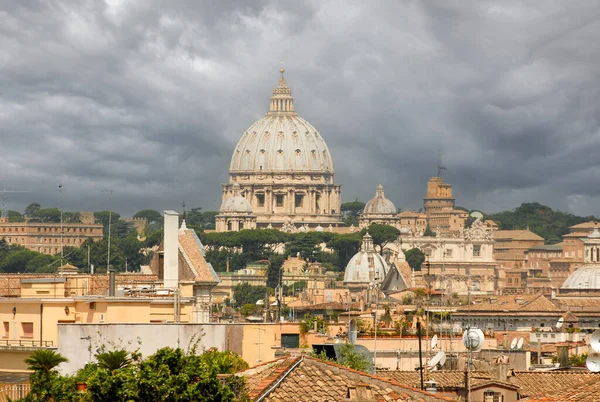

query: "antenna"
(510, 338), (517, 350)
(556, 317), (564, 329)
(436, 146), (446, 177)
(431, 334), (438, 350)
(0, 182), (31, 219)
(517, 338), (524, 350)
(428, 351), (446, 371)
(101, 189), (114, 272)
(463, 328), (485, 352)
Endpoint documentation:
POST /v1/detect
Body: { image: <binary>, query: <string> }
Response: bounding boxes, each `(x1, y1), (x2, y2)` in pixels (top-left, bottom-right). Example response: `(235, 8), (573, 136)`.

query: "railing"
(0, 384), (30, 402)
(0, 339), (54, 347)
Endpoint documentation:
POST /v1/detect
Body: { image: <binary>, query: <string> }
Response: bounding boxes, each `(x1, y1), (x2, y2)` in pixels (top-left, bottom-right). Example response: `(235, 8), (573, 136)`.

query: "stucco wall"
(57, 323), (280, 374)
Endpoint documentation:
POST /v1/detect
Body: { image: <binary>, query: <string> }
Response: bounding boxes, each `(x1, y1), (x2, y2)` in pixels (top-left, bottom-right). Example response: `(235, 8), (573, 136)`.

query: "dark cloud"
(1, 0), (599, 217)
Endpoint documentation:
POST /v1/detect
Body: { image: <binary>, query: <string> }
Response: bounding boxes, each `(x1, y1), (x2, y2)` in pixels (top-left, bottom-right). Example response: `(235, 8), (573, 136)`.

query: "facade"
(0, 219), (103, 256)
(389, 218), (497, 295)
(493, 229), (545, 269)
(559, 226), (600, 295)
(222, 68), (342, 230)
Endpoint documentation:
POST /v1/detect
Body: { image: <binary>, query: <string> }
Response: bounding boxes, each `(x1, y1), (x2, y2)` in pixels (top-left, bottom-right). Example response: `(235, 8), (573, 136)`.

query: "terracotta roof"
(456, 295), (559, 313)
(381, 370), (599, 398)
(380, 371), (491, 389)
(178, 229), (220, 284)
(569, 221), (597, 230)
(495, 230), (545, 241)
(238, 355), (453, 401)
(522, 374), (600, 401)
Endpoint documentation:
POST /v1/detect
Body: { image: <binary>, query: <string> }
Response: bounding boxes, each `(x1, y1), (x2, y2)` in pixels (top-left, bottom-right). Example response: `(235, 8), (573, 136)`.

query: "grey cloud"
(0, 0), (599, 217)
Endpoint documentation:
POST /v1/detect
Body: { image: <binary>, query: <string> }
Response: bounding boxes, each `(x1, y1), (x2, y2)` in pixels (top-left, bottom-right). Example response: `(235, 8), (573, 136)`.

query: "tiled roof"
(522, 374), (600, 401)
(455, 295), (559, 313)
(238, 356), (453, 401)
(381, 370), (600, 399)
(178, 229), (220, 284)
(569, 221), (597, 230)
(494, 230), (545, 241)
(380, 371), (491, 389)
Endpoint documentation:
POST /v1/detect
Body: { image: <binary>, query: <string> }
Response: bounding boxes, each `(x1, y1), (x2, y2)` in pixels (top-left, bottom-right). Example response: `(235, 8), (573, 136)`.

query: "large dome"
(363, 184), (396, 215)
(344, 233), (389, 284)
(561, 265), (600, 290)
(229, 69), (334, 173)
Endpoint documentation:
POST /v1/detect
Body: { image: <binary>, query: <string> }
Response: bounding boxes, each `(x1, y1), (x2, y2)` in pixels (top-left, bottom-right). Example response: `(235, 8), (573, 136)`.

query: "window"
(239, 221), (244, 230)
(444, 249), (453, 258)
(89, 302), (96, 310)
(295, 194), (303, 208)
(21, 322), (33, 338)
(473, 245), (481, 257)
(276, 194), (284, 207)
(3, 322), (8, 337)
(483, 390), (503, 402)
(256, 194), (265, 207)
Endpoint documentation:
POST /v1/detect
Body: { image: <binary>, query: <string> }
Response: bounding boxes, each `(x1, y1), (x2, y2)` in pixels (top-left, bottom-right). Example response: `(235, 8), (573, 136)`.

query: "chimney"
(108, 269), (116, 297)
(345, 382), (376, 402)
(557, 345), (569, 367)
(163, 210), (180, 288)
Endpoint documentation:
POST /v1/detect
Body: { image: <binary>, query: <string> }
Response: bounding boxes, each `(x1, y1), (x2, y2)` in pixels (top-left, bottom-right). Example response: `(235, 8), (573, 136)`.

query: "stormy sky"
(1, 0), (600, 217)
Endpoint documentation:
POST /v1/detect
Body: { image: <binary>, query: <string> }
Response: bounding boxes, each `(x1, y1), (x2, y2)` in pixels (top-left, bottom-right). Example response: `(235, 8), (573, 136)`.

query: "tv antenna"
(436, 147), (446, 177)
(0, 182), (31, 219)
(587, 329), (600, 372)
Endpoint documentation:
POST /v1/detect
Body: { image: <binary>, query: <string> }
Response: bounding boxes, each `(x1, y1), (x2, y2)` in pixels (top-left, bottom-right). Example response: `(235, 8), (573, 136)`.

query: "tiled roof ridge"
(247, 355), (303, 401)
(303, 356), (454, 401)
(236, 356), (291, 375)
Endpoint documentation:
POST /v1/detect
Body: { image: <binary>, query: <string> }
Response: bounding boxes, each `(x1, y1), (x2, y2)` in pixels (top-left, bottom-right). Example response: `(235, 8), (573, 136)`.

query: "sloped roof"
(522, 374), (600, 401)
(569, 221), (597, 230)
(494, 230), (545, 241)
(178, 229), (220, 284)
(456, 295), (559, 314)
(381, 370), (599, 398)
(238, 355), (453, 401)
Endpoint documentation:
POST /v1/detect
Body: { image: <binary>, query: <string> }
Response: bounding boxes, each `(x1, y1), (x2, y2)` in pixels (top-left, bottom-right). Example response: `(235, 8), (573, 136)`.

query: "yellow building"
(0, 219), (103, 255)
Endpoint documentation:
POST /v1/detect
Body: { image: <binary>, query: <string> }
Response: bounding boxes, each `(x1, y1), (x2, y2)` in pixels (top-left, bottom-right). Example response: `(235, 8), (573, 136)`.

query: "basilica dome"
(229, 68), (334, 173)
(219, 184), (252, 214)
(363, 184), (396, 215)
(561, 226), (600, 292)
(344, 233), (389, 284)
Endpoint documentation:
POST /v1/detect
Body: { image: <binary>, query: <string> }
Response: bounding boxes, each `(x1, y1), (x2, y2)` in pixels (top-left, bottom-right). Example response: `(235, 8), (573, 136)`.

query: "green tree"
(267, 254), (284, 289)
(96, 349), (132, 373)
(35, 208), (62, 223)
(341, 200), (365, 226)
(360, 224), (400, 255)
(25, 350), (68, 374)
(336, 342), (370, 373)
(423, 224), (435, 237)
(326, 233), (362, 270)
(133, 209), (162, 226)
(233, 283), (267, 307)
(24, 202), (41, 218)
(8, 210), (25, 222)
(405, 248), (425, 272)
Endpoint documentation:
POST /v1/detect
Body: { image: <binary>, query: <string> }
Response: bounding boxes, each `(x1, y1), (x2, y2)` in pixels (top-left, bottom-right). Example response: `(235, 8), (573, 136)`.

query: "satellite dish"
(510, 337), (518, 350)
(517, 338), (524, 350)
(431, 335), (438, 349)
(590, 329), (600, 353)
(428, 351), (446, 370)
(463, 328), (485, 352)
(556, 317), (564, 329)
(586, 352), (600, 373)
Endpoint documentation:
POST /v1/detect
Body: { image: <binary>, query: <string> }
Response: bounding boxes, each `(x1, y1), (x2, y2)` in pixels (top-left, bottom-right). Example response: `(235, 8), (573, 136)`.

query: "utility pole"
(417, 321), (424, 390)
(59, 183), (64, 267)
(101, 189), (114, 272)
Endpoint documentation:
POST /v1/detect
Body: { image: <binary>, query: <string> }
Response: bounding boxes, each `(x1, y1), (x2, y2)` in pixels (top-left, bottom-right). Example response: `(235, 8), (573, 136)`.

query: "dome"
(344, 233), (389, 284)
(219, 184), (252, 214)
(561, 265), (600, 290)
(229, 69), (334, 173)
(362, 184), (396, 215)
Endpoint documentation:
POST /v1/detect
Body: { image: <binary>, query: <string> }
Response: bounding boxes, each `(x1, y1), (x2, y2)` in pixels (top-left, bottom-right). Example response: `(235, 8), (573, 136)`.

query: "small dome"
(344, 233), (389, 284)
(220, 184), (253, 213)
(362, 184), (396, 216)
(561, 265), (600, 290)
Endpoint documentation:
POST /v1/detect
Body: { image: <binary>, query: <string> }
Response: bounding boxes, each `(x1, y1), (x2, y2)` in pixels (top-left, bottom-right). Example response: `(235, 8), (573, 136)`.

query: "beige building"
(0, 219), (103, 255)
(221, 68), (343, 230)
(215, 183), (257, 232)
(390, 218), (497, 295)
(493, 229), (545, 269)
(423, 175), (468, 233)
